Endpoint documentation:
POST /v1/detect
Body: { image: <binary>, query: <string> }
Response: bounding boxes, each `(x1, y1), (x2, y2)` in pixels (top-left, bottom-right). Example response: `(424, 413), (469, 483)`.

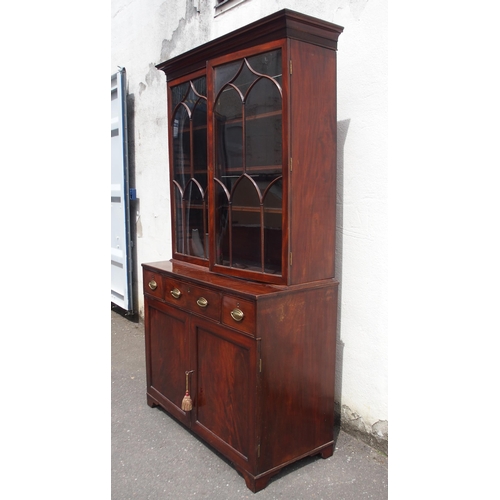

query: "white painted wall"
(111, 0), (388, 433)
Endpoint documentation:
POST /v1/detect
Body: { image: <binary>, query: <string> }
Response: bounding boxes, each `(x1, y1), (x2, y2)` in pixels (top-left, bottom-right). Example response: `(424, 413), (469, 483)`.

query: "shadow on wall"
(126, 92), (140, 319)
(334, 118), (350, 423)
(333, 119), (388, 455)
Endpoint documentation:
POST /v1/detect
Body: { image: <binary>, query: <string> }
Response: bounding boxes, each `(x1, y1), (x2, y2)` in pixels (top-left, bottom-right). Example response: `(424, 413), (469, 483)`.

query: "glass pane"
(232, 62), (255, 96)
(263, 178), (282, 273)
(172, 105), (190, 184)
(186, 87), (197, 111)
(215, 182), (230, 265)
(192, 98), (207, 175)
(215, 60), (243, 95)
(185, 181), (207, 258)
(171, 82), (189, 108)
(245, 79), (282, 171)
(174, 186), (184, 254)
(247, 49), (282, 84)
(231, 176), (261, 270)
(171, 77), (208, 261)
(215, 87), (243, 176)
(192, 76), (206, 97)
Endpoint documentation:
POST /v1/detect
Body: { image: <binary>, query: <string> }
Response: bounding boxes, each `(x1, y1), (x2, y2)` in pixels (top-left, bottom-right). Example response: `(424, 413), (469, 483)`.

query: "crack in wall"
(159, 0), (205, 63)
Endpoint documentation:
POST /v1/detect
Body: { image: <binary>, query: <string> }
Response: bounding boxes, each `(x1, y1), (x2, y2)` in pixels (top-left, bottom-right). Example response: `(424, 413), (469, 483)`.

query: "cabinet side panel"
(258, 285), (338, 471)
(289, 41), (337, 284)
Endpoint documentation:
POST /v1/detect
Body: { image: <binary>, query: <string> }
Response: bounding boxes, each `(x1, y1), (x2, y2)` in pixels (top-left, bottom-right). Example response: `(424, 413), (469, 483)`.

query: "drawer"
(143, 269), (164, 299)
(163, 276), (221, 321)
(163, 276), (190, 309)
(222, 295), (256, 335)
(184, 283), (221, 321)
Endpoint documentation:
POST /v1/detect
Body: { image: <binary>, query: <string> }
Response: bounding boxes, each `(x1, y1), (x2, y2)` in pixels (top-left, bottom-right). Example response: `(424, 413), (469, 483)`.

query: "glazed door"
(169, 72), (209, 265)
(190, 317), (259, 470)
(209, 42), (287, 284)
(145, 300), (192, 426)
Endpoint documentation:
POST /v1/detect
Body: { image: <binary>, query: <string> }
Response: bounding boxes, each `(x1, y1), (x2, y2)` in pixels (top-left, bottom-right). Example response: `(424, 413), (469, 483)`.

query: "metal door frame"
(111, 68), (133, 312)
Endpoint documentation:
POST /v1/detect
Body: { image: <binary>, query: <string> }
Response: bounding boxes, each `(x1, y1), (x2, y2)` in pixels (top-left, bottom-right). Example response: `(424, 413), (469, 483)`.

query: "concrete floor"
(111, 308), (388, 499)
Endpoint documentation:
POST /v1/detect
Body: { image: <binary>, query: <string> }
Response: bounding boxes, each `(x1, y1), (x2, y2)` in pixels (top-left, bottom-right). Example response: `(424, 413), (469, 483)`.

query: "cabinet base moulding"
(237, 443), (335, 493)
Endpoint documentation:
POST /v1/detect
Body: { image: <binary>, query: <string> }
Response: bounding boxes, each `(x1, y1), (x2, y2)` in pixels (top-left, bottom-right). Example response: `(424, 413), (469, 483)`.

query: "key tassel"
(182, 370), (194, 411)
(181, 391), (193, 411)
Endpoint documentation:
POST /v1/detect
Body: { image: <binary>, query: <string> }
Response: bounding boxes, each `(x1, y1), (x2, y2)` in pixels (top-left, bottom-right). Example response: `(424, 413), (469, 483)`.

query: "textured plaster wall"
(111, 0), (387, 447)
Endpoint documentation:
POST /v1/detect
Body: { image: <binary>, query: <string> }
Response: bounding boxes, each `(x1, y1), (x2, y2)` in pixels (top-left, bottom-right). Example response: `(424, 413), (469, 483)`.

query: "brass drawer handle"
(148, 280), (157, 291)
(197, 297), (208, 308)
(171, 288), (182, 299)
(230, 308), (244, 322)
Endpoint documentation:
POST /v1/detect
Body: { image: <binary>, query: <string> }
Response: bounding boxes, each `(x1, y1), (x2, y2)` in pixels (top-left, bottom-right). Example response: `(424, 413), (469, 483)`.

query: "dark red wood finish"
(147, 9), (342, 492)
(257, 284), (338, 471)
(190, 316), (258, 472)
(158, 9), (342, 286)
(289, 39), (338, 283)
(144, 299), (191, 426)
(143, 261), (338, 492)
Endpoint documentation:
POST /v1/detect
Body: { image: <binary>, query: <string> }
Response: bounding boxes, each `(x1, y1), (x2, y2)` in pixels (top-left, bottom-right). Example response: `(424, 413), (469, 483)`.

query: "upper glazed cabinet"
(158, 9), (343, 285)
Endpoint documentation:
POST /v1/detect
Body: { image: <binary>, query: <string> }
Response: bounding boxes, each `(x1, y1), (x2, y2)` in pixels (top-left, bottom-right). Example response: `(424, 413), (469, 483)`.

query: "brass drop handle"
(171, 288), (182, 299)
(148, 280), (157, 291)
(197, 297), (208, 308)
(230, 308), (244, 322)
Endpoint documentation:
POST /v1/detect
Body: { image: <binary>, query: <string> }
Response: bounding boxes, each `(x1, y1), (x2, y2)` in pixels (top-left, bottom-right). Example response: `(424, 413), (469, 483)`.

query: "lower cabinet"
(143, 261), (338, 492)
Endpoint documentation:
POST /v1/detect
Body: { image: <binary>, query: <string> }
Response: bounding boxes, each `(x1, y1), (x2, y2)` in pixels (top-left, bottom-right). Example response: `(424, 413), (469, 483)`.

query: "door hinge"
(289, 60), (293, 75)
(290, 252), (293, 266)
(257, 444), (261, 458)
(259, 358), (262, 373)
(290, 157), (293, 172)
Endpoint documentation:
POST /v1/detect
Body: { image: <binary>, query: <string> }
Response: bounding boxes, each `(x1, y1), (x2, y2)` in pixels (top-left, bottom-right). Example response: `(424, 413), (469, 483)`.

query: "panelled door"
(111, 68), (133, 311)
(190, 316), (258, 470)
(145, 300), (192, 427)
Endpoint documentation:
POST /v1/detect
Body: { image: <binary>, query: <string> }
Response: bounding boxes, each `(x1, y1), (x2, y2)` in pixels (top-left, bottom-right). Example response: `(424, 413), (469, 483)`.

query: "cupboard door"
(190, 317), (258, 469)
(145, 300), (192, 426)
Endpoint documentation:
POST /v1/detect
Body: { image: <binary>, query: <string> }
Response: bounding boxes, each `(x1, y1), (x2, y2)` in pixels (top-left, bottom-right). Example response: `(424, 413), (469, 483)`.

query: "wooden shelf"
(215, 109), (281, 126)
(219, 165), (282, 175)
(231, 206), (281, 214)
